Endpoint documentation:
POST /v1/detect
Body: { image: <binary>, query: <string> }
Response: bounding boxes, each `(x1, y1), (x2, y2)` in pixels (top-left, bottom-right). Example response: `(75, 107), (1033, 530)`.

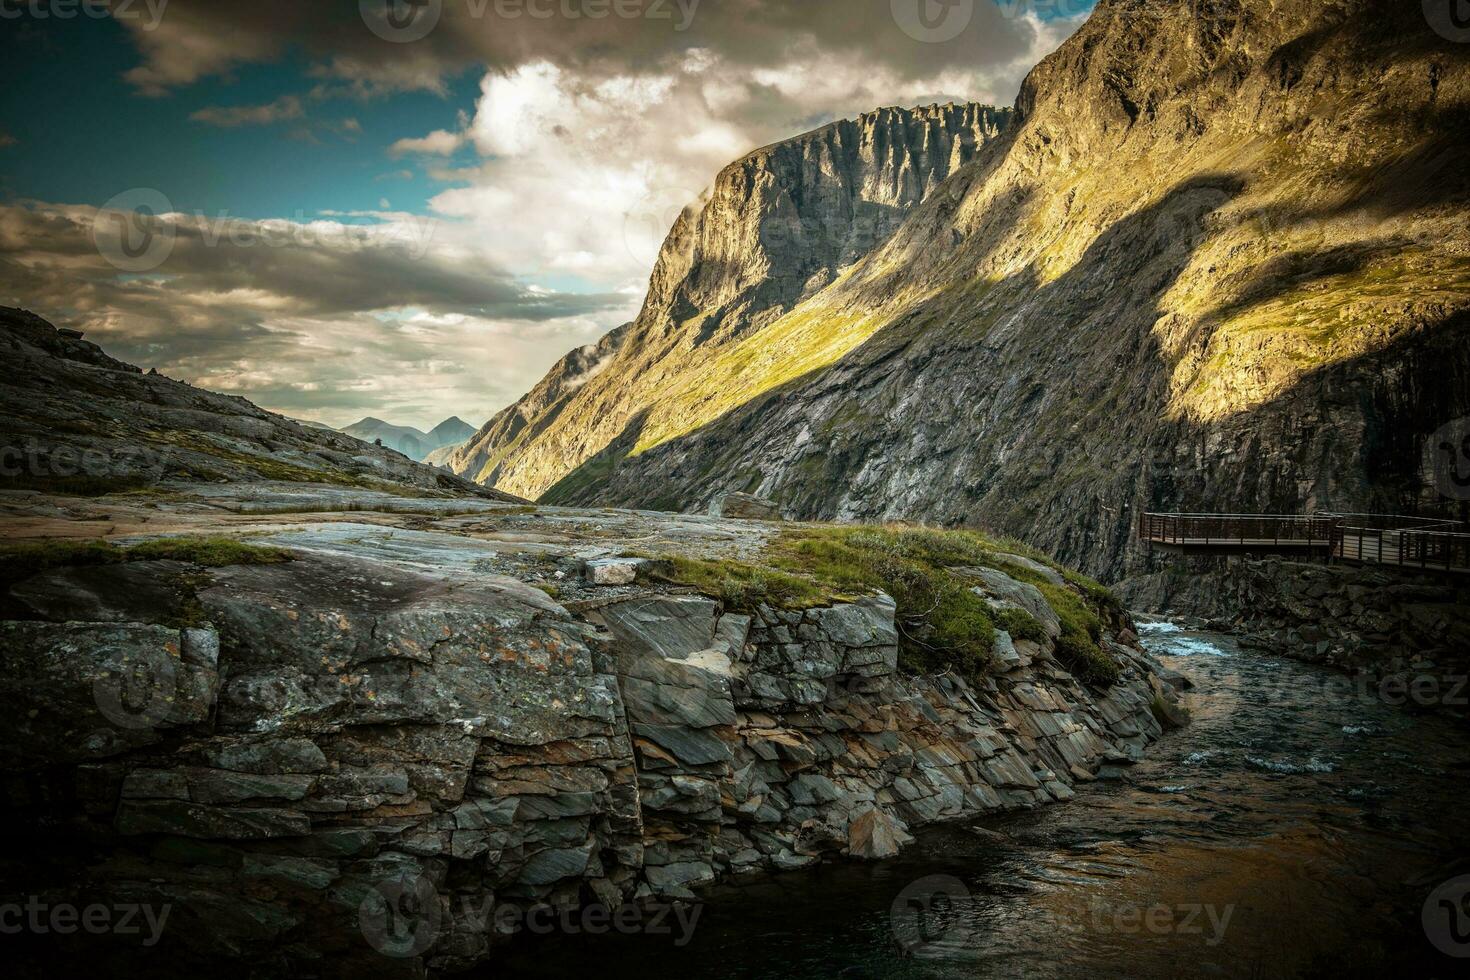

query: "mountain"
(427, 415), (476, 447)
(340, 417), (433, 459)
(342, 415), (477, 461)
(448, 0), (1470, 582)
(443, 102), (1014, 491)
(423, 439), (469, 468)
(0, 307), (523, 502)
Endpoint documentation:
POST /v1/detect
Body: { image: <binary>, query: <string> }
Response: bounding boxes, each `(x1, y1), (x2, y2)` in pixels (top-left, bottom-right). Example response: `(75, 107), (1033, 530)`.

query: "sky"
(0, 0), (1095, 431)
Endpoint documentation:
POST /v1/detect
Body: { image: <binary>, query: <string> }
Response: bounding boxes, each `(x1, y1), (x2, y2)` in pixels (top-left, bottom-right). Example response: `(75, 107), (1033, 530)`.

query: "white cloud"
(390, 129), (467, 157)
(0, 201), (639, 429)
(421, 33), (1085, 291)
(15, 4), (1095, 427)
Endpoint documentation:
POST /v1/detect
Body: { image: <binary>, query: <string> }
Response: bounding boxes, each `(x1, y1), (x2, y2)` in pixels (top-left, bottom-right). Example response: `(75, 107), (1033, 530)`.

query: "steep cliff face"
(455, 0), (1470, 582)
(445, 103), (1013, 494)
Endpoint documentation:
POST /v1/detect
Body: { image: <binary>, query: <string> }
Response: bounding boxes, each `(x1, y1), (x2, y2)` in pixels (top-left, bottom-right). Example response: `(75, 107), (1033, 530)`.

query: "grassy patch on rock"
(636, 555), (831, 610)
(0, 472), (161, 497)
(632, 522), (1127, 687)
(768, 526), (1000, 680)
(1, 536), (293, 582)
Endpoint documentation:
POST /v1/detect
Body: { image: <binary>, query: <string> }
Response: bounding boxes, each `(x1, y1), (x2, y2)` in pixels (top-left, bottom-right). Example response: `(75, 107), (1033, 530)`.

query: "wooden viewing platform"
(1139, 512), (1470, 575)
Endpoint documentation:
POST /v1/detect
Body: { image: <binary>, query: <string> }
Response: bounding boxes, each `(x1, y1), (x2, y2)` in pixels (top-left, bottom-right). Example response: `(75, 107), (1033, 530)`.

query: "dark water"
(487, 623), (1470, 979)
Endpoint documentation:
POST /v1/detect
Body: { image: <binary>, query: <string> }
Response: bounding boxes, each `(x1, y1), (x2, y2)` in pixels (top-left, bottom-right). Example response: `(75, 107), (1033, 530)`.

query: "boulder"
(846, 807), (913, 860)
(585, 558), (644, 586)
(963, 567), (1063, 638)
(597, 596), (720, 662)
(709, 493), (781, 521)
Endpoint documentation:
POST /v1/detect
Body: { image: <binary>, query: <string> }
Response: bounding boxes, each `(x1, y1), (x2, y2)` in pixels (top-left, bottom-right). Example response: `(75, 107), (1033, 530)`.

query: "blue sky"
(1, 14), (478, 220)
(0, 1), (1094, 429)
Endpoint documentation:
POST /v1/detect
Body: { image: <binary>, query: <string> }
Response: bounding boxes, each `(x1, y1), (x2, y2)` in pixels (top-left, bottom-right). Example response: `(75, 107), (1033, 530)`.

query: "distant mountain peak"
(341, 414), (477, 462)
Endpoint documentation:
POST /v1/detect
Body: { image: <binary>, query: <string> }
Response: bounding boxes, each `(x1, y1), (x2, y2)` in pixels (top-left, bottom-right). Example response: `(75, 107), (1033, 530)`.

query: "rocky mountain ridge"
(449, 0), (1470, 585)
(444, 101), (1014, 494)
(0, 307), (522, 503)
(342, 416), (477, 462)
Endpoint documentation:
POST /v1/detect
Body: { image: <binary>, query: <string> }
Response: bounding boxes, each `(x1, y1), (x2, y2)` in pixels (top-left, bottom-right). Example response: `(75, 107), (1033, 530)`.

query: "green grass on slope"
(1, 536), (292, 580)
(634, 523), (1123, 687)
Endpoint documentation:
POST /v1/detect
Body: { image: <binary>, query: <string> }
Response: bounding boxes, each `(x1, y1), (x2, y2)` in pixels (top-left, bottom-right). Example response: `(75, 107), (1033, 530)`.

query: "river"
(486, 622), (1470, 979)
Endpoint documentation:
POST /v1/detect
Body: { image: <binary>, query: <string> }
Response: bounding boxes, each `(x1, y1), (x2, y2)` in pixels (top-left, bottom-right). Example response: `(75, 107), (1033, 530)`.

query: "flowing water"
(488, 623), (1470, 979)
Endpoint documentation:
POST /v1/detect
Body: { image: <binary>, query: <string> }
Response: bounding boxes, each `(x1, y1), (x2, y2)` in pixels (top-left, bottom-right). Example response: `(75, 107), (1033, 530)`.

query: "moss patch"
(628, 522), (1128, 687)
(0, 537), (291, 628)
(0, 536), (293, 585)
(121, 537), (294, 567)
(0, 472), (160, 497)
(767, 526), (1002, 680)
(636, 555), (831, 610)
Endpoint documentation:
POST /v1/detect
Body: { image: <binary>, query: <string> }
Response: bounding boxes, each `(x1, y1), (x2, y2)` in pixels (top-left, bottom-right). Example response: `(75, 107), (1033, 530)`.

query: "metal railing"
(1332, 514), (1470, 573)
(1140, 512), (1470, 574)
(1138, 513), (1339, 549)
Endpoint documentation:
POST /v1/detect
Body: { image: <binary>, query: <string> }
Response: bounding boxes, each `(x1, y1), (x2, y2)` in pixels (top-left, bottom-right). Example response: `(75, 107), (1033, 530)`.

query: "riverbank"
(487, 620), (1470, 978)
(1121, 558), (1470, 714)
(1, 491), (1179, 977)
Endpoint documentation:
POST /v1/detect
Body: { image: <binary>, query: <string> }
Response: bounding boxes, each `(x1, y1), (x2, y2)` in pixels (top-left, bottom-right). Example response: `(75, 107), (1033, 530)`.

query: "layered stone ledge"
(2, 529), (1172, 976)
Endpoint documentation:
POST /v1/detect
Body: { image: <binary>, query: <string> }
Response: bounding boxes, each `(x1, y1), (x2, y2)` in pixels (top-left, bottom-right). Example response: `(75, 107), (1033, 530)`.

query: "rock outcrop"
(0, 308), (521, 502)
(1, 314), (1177, 976)
(448, 0), (1470, 582)
(2, 513), (1168, 976)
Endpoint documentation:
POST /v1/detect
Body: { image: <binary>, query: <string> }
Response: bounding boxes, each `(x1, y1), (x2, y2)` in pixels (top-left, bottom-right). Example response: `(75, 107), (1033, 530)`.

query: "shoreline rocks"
(1, 519), (1175, 976)
(1122, 557), (1470, 713)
